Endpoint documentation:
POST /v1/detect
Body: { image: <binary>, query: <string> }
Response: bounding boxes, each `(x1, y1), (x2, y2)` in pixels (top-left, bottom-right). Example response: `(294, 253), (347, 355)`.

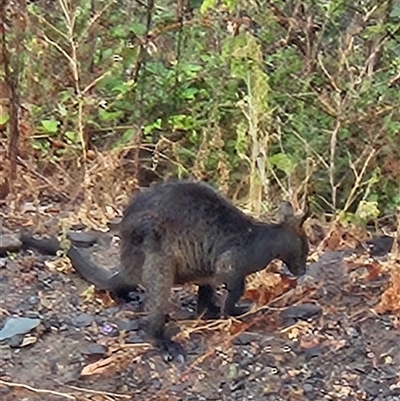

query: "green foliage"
(200, 0), (238, 14)
(0, 113), (9, 125)
(339, 200), (381, 227)
(40, 120), (59, 134)
(268, 153), (296, 177)
(4, 0), (399, 216)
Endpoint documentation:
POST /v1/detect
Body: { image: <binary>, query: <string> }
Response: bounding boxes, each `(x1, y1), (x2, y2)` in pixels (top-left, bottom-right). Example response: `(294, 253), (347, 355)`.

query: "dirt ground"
(1, 223), (399, 401)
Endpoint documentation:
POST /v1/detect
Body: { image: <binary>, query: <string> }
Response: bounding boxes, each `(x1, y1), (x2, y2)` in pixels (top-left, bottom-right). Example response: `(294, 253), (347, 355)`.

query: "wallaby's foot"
(196, 284), (220, 319)
(223, 277), (246, 317)
(112, 288), (143, 303)
(223, 303), (250, 317)
(197, 303), (221, 320)
(155, 338), (186, 363)
(227, 304), (249, 317)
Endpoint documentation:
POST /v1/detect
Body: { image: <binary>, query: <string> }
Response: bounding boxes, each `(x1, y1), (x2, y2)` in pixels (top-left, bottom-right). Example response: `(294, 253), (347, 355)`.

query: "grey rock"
(0, 317), (41, 340)
(71, 312), (94, 328)
(81, 343), (107, 355)
(0, 234), (22, 254)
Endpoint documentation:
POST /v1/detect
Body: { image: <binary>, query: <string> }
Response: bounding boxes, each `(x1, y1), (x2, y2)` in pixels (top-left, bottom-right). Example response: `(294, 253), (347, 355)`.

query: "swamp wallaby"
(21, 180), (310, 360)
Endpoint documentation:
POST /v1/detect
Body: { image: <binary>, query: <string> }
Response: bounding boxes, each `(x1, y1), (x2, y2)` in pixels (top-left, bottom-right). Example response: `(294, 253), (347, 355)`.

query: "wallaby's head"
(275, 202), (310, 276)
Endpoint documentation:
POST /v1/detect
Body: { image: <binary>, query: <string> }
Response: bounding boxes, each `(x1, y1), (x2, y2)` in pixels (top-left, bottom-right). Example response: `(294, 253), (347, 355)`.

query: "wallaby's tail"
(20, 233), (136, 296)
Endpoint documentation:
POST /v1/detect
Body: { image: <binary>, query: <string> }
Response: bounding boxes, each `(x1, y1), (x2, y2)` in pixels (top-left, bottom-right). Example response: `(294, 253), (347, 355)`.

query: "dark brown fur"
(21, 180), (310, 360)
(118, 181), (309, 351)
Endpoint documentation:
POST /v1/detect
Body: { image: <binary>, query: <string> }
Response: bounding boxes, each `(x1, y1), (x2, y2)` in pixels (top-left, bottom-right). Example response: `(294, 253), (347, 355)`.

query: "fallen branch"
(60, 383), (131, 399)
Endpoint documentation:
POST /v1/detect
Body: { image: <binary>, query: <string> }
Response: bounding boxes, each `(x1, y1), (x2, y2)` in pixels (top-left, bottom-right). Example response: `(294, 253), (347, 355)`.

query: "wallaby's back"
(120, 181), (257, 281)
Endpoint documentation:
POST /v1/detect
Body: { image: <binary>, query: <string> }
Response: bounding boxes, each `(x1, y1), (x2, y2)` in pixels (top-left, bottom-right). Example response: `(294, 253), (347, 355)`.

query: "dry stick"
(294, 155), (315, 208)
(289, 128), (334, 210)
(389, 70), (400, 86)
(16, 156), (69, 201)
(0, 379), (75, 400)
(77, 0), (117, 46)
(54, 0), (85, 162)
(291, 129), (330, 170)
(343, 148), (376, 211)
(179, 277), (322, 338)
(329, 119), (341, 210)
(57, 383), (131, 399)
(30, 12), (68, 40)
(82, 70), (111, 95)
(318, 54), (341, 93)
(265, 158), (289, 198)
(172, 285), (324, 376)
(334, 124), (384, 199)
(42, 30), (86, 161)
(0, 307), (11, 316)
(155, 288), (315, 401)
(183, 316), (260, 373)
(390, 209), (400, 257)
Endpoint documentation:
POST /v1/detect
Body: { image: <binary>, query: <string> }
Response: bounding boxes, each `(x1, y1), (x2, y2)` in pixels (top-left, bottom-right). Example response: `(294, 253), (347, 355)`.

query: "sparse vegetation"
(1, 0), (399, 222)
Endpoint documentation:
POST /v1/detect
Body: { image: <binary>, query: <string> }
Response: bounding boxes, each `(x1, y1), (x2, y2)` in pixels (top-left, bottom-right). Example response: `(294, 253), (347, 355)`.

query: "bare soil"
(1, 226), (399, 401)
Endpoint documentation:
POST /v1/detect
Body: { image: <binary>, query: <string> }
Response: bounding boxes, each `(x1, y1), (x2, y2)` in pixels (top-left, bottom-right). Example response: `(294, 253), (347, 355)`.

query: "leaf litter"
(1, 170), (400, 400)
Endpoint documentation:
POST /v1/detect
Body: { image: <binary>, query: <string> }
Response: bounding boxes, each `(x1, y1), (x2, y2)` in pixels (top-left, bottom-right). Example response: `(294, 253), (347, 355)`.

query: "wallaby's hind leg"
(223, 275), (248, 317)
(141, 253), (185, 361)
(197, 284), (220, 319)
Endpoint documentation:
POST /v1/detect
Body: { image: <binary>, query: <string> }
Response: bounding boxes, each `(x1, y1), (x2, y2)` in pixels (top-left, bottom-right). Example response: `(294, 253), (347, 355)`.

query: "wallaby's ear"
(276, 201), (310, 229)
(275, 202), (295, 223)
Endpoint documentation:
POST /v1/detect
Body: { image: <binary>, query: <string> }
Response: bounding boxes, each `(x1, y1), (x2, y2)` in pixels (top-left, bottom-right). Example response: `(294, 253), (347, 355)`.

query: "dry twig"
(17, 156), (69, 201)
(0, 379), (75, 400)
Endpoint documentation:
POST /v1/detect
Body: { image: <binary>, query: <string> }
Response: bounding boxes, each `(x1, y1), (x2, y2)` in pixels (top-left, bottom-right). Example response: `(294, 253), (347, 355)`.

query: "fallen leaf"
(299, 334), (320, 349)
(244, 271), (293, 306)
(45, 256), (72, 273)
(320, 221), (369, 251)
(20, 335), (38, 347)
(81, 355), (115, 376)
(375, 268), (400, 315)
(326, 338), (347, 351)
(323, 223), (342, 250)
(347, 260), (383, 281)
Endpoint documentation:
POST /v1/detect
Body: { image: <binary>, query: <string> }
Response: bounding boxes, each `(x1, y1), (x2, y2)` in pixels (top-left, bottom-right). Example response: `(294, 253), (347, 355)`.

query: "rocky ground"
(0, 222), (399, 401)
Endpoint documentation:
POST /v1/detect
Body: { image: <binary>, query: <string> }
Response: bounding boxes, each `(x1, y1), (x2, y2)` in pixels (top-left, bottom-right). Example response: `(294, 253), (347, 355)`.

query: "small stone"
(366, 236), (394, 256)
(27, 295), (39, 306)
(126, 333), (143, 344)
(149, 378), (162, 390)
(280, 303), (322, 326)
(345, 326), (359, 337)
(20, 335), (38, 347)
(43, 315), (61, 330)
(104, 306), (120, 317)
(0, 234), (22, 254)
(304, 346), (322, 360)
(8, 334), (24, 348)
(0, 317), (41, 340)
(117, 319), (140, 332)
(227, 363), (240, 379)
(81, 343), (107, 356)
(71, 313), (94, 328)
(70, 223), (87, 231)
(303, 383), (314, 393)
(233, 332), (258, 346)
(102, 323), (119, 336)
